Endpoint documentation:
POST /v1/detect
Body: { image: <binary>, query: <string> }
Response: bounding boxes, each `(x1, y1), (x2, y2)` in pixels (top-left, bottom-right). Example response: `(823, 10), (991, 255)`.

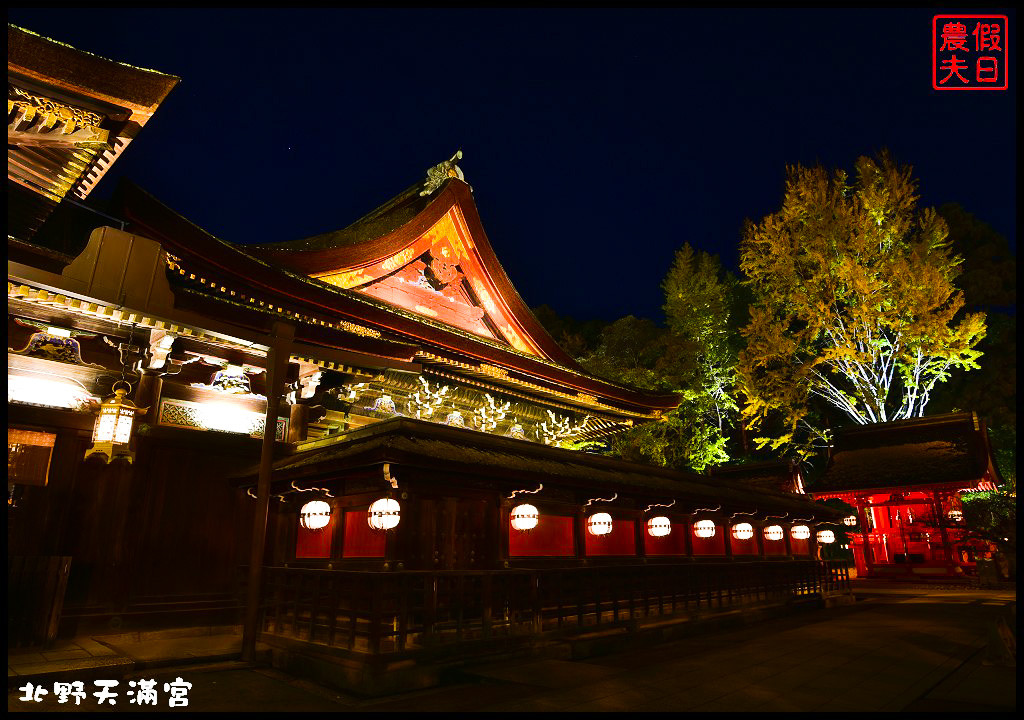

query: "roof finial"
(420, 150), (465, 196)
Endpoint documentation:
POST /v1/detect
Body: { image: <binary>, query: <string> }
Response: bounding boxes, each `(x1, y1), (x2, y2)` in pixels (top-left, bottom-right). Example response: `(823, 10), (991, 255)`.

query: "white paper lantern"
(694, 520), (716, 538)
(791, 525), (810, 540)
(843, 515), (858, 526)
(299, 500), (332, 531)
(764, 524), (784, 541)
(511, 504), (539, 531)
(816, 529), (836, 544)
(647, 516), (672, 537)
(947, 509), (963, 522)
(368, 498), (401, 530)
(732, 522), (754, 540)
(587, 512), (613, 536)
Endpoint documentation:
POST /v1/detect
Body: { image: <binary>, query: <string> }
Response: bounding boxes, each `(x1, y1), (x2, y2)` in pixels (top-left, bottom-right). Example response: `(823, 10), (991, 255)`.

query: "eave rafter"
(8, 85), (110, 149)
(167, 256), (659, 421)
(7, 280), (251, 351)
(414, 351), (650, 421)
(7, 83), (112, 206)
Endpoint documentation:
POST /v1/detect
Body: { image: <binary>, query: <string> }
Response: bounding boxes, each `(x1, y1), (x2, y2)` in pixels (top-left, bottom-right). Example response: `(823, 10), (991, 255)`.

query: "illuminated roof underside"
(7, 24), (178, 239)
(314, 205), (542, 356)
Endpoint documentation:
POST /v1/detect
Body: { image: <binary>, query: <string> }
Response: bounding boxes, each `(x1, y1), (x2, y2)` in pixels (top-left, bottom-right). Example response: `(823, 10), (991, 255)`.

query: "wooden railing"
(259, 560), (849, 655)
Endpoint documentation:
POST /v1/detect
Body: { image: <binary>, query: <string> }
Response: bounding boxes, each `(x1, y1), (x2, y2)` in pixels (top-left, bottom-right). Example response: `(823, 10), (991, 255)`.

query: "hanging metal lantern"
(84, 381), (146, 463)
(843, 515), (858, 526)
(816, 529), (836, 544)
(299, 500), (332, 531)
(510, 503), (539, 531)
(587, 512), (613, 536)
(764, 524), (784, 541)
(647, 516), (672, 537)
(732, 522), (754, 540)
(694, 520), (716, 538)
(791, 525), (810, 540)
(947, 509), (963, 522)
(368, 498), (401, 530)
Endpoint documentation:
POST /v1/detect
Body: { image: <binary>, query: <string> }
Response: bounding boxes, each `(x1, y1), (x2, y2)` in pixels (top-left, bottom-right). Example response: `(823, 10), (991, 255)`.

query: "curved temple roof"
(245, 177), (578, 366)
(112, 173), (680, 420)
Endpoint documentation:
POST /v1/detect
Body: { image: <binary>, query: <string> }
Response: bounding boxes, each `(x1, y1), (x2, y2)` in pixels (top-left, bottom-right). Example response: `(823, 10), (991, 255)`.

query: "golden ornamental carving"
(9, 85), (105, 129)
(478, 363), (509, 379)
(337, 320), (381, 339)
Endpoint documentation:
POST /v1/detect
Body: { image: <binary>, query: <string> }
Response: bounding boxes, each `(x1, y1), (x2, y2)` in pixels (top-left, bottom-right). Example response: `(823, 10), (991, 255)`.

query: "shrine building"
(8, 25), (850, 693)
(811, 412), (1004, 580)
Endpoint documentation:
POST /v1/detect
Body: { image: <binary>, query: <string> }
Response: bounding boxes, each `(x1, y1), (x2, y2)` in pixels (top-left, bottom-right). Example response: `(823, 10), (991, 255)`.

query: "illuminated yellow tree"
(738, 152), (987, 457)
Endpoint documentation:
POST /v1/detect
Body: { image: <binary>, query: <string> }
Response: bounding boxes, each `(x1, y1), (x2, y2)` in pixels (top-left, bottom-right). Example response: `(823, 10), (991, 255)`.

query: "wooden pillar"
(932, 490), (957, 574)
(135, 370), (163, 424)
(329, 499), (345, 563)
(242, 322), (293, 663)
(636, 513), (647, 561)
(442, 497), (457, 571)
(755, 520), (766, 558)
(683, 516), (694, 558)
(287, 403), (308, 444)
(858, 501), (874, 574)
(574, 506), (587, 563)
(394, 492), (414, 571)
(498, 498), (511, 568)
(723, 516), (734, 560)
(783, 522), (793, 557)
(420, 497), (438, 571)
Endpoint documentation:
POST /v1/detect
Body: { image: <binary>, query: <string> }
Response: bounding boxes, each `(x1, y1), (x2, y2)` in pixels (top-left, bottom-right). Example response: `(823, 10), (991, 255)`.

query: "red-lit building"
(811, 412), (1003, 580)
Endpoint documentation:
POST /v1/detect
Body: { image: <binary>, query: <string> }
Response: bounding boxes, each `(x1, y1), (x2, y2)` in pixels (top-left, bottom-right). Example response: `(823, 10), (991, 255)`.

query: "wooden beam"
(8, 125), (109, 149)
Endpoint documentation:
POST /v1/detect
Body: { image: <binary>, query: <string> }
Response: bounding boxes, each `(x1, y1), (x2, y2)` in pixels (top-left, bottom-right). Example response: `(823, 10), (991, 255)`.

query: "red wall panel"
(584, 519), (636, 556)
(644, 522), (688, 556)
(295, 517), (334, 559)
(730, 531), (759, 556)
(342, 510), (386, 558)
(509, 515), (575, 557)
(692, 526), (726, 556)
(790, 537), (810, 556)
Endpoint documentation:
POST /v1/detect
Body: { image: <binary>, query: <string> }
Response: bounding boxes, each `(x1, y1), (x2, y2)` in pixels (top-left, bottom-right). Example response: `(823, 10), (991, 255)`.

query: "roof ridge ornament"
(419, 150), (466, 196)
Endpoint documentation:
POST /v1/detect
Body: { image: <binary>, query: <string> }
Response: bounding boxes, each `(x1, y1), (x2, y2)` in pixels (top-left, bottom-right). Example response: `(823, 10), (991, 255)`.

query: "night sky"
(8, 8), (1017, 322)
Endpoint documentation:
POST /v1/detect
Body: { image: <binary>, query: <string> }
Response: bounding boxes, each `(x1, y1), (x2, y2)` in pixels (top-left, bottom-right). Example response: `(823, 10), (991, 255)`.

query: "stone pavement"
(9, 580), (1015, 712)
(9, 626), (254, 688)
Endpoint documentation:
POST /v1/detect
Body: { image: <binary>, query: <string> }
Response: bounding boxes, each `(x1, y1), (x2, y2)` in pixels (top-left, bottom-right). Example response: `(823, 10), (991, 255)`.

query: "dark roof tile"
(817, 412), (992, 492)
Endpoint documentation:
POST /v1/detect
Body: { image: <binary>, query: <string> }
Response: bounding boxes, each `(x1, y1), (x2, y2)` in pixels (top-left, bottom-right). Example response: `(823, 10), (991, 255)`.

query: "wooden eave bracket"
(8, 94), (111, 149)
(8, 124), (109, 149)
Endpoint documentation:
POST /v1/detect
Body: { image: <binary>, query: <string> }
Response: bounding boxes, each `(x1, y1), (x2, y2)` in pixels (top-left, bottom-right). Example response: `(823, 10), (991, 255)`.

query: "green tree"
(578, 315), (665, 391)
(738, 152), (988, 460)
(662, 244), (740, 433)
(961, 426), (1017, 578)
(960, 483), (1016, 558)
(531, 304), (605, 359)
(929, 204), (1016, 430)
(578, 245), (741, 472)
(937, 202), (1016, 310)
